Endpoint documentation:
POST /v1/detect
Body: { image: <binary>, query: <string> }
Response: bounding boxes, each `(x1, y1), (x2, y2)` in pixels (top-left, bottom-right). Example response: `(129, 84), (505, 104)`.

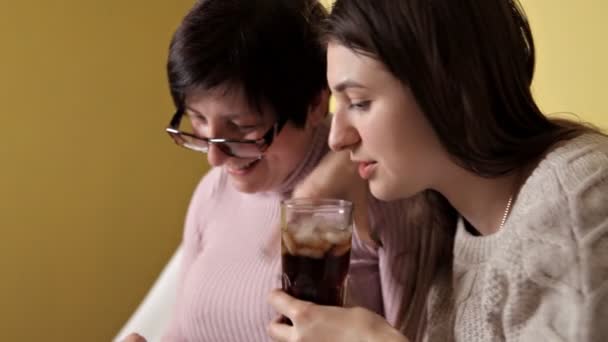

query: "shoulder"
(546, 133), (608, 191)
(515, 134), (608, 220)
(510, 134), (608, 288)
(551, 134), (608, 231)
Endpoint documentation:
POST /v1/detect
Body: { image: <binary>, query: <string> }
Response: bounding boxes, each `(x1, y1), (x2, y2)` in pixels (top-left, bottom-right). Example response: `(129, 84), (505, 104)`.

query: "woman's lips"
(358, 161), (377, 179)
(226, 158), (260, 175)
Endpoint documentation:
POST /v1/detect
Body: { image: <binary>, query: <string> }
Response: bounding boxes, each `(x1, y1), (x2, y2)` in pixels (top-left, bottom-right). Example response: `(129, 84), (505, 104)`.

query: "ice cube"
(282, 231), (298, 255)
(297, 247), (325, 259)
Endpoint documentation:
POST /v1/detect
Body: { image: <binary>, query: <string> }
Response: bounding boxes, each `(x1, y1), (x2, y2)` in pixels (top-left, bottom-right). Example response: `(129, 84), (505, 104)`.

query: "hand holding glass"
(280, 199), (353, 324)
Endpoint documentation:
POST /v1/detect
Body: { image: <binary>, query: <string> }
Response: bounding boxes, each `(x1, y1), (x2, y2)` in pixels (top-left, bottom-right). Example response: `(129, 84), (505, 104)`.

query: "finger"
(267, 320), (292, 342)
(122, 333), (147, 342)
(267, 289), (305, 318)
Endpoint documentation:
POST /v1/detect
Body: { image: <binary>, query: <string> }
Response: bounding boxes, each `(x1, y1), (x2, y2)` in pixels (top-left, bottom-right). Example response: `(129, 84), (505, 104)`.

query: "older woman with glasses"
(123, 0), (453, 341)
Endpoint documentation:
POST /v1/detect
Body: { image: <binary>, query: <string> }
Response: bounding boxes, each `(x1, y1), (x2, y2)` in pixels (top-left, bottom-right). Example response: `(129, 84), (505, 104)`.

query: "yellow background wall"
(0, 1), (203, 340)
(0, 0), (605, 341)
(522, 0), (607, 129)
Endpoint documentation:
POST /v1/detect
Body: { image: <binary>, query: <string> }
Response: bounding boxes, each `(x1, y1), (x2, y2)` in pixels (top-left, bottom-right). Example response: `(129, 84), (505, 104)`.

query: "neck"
(434, 164), (523, 236)
(274, 123), (329, 195)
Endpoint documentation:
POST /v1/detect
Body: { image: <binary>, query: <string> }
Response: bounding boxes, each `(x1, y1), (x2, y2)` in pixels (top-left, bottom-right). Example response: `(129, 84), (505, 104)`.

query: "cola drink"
(279, 199), (353, 324)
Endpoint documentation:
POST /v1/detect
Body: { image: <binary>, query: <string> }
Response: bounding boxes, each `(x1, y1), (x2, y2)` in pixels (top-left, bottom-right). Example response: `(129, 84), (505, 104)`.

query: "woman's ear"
(306, 88), (330, 128)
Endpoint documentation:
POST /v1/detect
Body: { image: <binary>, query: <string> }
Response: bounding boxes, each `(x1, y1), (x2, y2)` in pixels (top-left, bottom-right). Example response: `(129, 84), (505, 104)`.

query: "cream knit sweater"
(426, 134), (608, 342)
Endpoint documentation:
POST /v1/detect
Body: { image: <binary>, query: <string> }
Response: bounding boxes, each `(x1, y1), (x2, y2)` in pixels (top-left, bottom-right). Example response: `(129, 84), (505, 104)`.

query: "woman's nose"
(198, 122), (230, 167)
(328, 111), (359, 152)
(206, 143), (229, 167)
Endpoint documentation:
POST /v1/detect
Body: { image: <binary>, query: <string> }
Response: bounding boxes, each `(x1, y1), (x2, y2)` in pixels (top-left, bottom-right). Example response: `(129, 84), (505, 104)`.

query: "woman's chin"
(369, 180), (412, 201)
(228, 176), (262, 194)
(370, 182), (398, 201)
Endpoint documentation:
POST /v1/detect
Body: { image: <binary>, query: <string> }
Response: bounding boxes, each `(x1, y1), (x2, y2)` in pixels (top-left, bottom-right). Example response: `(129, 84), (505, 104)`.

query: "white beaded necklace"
(498, 195), (513, 230)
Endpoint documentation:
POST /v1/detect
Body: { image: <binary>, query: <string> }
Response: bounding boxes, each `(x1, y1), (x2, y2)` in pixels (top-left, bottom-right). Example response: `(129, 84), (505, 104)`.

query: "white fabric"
(114, 246), (183, 342)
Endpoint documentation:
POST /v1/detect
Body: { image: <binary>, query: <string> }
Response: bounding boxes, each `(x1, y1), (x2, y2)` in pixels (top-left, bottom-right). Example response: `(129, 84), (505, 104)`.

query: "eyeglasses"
(165, 109), (286, 158)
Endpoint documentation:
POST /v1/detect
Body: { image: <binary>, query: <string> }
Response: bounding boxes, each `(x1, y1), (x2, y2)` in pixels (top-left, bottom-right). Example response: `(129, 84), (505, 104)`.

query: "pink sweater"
(163, 126), (412, 341)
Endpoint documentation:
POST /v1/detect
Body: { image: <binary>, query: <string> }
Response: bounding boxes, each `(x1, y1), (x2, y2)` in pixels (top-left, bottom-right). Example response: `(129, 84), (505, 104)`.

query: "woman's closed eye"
(348, 100), (371, 111)
(186, 113), (208, 129)
(229, 122), (261, 132)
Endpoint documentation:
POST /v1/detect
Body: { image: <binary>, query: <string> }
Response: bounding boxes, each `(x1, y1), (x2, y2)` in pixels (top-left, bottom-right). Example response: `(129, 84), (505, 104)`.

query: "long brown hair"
(326, 0), (599, 177)
(390, 190), (457, 340)
(325, 0), (601, 339)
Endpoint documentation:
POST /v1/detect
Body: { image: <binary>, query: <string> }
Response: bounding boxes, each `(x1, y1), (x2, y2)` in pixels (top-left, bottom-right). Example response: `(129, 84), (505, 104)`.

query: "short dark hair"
(325, 0), (598, 177)
(168, 0), (328, 128)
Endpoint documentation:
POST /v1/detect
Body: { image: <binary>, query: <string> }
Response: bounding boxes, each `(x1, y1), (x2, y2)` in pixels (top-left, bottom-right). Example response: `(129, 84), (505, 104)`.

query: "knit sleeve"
(564, 151), (608, 341)
(162, 168), (222, 341)
(520, 143), (608, 341)
(575, 176), (608, 341)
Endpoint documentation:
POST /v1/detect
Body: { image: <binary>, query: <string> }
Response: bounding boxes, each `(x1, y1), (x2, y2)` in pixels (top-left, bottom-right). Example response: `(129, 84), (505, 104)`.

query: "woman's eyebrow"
(332, 79), (367, 93)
